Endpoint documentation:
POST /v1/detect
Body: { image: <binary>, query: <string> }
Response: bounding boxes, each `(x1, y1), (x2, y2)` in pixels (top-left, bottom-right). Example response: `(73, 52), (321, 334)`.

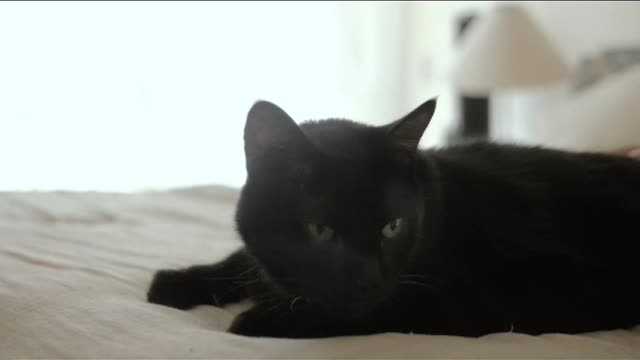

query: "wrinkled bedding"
(1, 186), (639, 359)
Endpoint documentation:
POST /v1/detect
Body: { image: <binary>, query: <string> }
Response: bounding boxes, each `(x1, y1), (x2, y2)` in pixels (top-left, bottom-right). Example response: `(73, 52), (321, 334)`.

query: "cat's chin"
(268, 283), (384, 320)
(308, 287), (391, 320)
(256, 262), (392, 320)
(314, 299), (383, 320)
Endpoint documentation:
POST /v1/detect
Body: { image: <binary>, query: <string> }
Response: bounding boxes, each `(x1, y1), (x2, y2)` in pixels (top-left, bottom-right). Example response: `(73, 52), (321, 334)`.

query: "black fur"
(148, 98), (640, 338)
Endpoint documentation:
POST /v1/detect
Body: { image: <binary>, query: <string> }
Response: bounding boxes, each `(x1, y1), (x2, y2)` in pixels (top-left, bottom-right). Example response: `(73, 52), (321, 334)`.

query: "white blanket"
(2, 186), (639, 359)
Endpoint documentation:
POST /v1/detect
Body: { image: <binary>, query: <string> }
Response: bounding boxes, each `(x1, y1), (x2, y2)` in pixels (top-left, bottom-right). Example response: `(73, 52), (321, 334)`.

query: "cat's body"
(148, 99), (640, 338)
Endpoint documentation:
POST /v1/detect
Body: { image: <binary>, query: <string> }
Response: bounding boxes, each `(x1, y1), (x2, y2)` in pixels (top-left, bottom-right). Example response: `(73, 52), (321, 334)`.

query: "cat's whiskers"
(399, 274), (427, 279)
(399, 273), (441, 287)
(264, 299), (284, 313)
(289, 296), (304, 311)
(221, 277), (259, 297)
(205, 274), (260, 299)
(398, 278), (440, 292)
(250, 289), (272, 300)
(237, 263), (260, 277)
(399, 273), (438, 281)
(203, 263), (262, 282)
(203, 275), (253, 281)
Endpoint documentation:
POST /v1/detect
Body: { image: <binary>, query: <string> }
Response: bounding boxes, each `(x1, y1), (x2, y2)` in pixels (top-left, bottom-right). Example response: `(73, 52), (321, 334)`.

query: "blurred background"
(1, 1), (639, 192)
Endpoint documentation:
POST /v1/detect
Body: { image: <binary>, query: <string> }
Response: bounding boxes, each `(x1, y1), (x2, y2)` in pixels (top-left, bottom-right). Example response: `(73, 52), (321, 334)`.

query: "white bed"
(2, 185), (639, 359)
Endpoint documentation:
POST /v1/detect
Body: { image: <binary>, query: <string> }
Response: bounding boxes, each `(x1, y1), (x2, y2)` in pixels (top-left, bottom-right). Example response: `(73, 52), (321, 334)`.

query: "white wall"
(0, 2), (352, 191)
(526, 1), (640, 67)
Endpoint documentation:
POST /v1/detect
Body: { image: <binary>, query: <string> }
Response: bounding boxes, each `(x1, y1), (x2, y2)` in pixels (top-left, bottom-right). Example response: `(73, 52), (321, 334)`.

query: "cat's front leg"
(228, 303), (385, 338)
(147, 249), (257, 310)
(228, 304), (338, 338)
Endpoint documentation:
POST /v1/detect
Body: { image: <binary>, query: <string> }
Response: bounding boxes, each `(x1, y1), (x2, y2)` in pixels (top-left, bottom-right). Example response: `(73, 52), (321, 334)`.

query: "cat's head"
(235, 98), (436, 319)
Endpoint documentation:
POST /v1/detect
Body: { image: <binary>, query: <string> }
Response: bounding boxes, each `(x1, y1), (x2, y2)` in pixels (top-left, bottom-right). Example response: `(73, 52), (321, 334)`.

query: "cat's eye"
(306, 223), (334, 243)
(382, 218), (405, 239)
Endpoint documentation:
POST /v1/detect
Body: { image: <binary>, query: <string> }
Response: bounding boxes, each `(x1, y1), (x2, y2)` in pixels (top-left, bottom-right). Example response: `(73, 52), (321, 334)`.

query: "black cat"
(148, 98), (640, 338)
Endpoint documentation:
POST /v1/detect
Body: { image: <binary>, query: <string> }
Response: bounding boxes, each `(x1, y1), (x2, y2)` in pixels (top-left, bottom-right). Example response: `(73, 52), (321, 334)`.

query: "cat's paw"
(228, 307), (330, 338)
(147, 269), (212, 310)
(228, 308), (281, 337)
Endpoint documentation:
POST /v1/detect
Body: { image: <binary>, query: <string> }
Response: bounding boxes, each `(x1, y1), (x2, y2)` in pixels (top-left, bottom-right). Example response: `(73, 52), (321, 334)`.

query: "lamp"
(449, 4), (570, 141)
(451, 4), (569, 95)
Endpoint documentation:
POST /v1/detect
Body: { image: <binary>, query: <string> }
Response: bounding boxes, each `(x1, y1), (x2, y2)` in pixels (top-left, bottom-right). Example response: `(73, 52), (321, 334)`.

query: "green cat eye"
(382, 218), (405, 239)
(306, 223), (334, 243)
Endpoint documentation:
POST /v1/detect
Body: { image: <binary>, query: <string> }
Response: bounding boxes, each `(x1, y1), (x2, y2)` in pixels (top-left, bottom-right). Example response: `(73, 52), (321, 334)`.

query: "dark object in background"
(459, 96), (489, 138)
(455, 12), (490, 140)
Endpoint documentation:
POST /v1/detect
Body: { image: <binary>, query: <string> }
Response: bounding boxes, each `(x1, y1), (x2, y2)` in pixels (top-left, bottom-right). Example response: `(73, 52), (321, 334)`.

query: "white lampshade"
(452, 4), (570, 95)
(534, 65), (640, 152)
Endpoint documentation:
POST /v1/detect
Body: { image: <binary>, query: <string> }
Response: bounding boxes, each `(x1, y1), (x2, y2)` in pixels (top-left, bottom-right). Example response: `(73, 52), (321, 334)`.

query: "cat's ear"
(244, 100), (310, 168)
(385, 98), (437, 150)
